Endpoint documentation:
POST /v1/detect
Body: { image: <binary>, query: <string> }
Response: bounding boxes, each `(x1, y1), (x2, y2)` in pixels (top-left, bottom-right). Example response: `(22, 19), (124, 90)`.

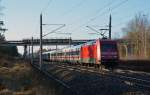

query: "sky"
(1, 0), (150, 54)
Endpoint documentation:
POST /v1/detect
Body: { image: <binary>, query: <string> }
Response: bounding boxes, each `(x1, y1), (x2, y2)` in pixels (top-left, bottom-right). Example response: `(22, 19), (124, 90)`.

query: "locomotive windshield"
(101, 43), (117, 52)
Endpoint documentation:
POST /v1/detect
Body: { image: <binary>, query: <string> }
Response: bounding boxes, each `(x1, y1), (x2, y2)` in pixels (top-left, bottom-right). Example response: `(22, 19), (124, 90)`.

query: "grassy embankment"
(0, 55), (35, 95)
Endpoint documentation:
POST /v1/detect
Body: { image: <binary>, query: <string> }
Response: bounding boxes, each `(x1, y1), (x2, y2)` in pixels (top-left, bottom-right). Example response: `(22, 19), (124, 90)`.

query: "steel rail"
(30, 63), (70, 89)
(53, 63), (150, 89)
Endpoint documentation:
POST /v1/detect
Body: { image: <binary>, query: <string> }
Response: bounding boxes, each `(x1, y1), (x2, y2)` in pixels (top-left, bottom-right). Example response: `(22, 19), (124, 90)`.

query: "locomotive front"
(100, 40), (119, 68)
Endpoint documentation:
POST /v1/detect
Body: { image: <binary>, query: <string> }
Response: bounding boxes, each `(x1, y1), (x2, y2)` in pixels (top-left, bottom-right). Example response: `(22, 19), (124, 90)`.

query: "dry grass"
(0, 89), (36, 95)
(13, 89), (35, 95)
(10, 64), (31, 74)
(0, 57), (34, 95)
(0, 63), (31, 80)
(0, 89), (12, 95)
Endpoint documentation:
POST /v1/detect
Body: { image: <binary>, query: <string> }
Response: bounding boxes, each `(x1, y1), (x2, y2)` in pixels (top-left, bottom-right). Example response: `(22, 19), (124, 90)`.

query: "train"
(42, 39), (119, 68)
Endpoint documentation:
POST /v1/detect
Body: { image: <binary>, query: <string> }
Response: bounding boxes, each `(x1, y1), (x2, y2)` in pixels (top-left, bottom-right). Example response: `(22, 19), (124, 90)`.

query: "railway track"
(52, 63), (150, 90)
(31, 62), (70, 89)
(32, 60), (150, 90)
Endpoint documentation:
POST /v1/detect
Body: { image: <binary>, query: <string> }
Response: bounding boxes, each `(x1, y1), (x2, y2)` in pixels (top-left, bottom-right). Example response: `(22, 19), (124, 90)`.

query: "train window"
(101, 44), (117, 52)
(53, 53), (56, 56)
(57, 52), (63, 56)
(91, 41), (96, 44)
(76, 51), (80, 55)
(66, 52), (69, 56)
(73, 51), (80, 55)
(73, 51), (76, 55)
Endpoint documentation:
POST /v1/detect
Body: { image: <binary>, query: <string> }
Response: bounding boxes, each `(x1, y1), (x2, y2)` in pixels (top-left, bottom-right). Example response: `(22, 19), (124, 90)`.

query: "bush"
(0, 46), (19, 56)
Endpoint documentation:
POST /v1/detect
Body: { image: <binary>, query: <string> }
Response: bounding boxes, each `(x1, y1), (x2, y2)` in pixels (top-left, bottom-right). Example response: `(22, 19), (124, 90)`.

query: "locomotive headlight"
(101, 56), (105, 58)
(113, 56), (117, 58)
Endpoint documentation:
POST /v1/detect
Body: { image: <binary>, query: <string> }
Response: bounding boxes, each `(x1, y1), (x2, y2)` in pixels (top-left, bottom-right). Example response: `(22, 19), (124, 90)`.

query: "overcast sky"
(1, 0), (150, 53)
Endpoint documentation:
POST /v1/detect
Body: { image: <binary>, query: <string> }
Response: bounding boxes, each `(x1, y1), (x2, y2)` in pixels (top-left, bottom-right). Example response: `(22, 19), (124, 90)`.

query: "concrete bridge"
(0, 38), (94, 58)
(0, 38), (94, 46)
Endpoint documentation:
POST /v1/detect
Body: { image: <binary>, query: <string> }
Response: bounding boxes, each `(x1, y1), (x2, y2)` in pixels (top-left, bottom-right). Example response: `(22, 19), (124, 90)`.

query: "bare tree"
(0, 0), (6, 42)
(122, 13), (150, 59)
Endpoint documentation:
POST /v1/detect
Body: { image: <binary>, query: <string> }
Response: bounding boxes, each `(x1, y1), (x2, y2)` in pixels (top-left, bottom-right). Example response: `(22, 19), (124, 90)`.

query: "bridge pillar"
(23, 45), (27, 59)
(28, 45), (30, 59)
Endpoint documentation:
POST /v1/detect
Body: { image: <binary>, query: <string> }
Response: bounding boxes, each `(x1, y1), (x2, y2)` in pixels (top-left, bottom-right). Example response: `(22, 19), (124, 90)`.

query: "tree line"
(119, 13), (150, 59)
(0, 33), (19, 57)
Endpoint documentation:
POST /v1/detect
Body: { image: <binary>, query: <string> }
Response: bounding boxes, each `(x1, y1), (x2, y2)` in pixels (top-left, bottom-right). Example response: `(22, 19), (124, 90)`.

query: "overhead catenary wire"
(42, 24), (66, 37)
(94, 0), (115, 15)
(33, 0), (54, 38)
(88, 0), (129, 23)
(103, 0), (150, 30)
(113, 8), (150, 29)
(112, 12), (148, 38)
(68, 0), (117, 26)
(41, 23), (67, 38)
(33, 17), (40, 38)
(105, 0), (150, 37)
(62, 0), (87, 16)
(40, 0), (68, 38)
(87, 0), (116, 22)
(86, 26), (106, 38)
(71, 0), (129, 33)
(113, 15), (133, 28)
(41, 0), (53, 13)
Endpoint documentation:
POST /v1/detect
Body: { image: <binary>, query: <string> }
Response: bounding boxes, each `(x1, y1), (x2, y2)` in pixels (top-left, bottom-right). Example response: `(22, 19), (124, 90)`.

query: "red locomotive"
(43, 39), (119, 68)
